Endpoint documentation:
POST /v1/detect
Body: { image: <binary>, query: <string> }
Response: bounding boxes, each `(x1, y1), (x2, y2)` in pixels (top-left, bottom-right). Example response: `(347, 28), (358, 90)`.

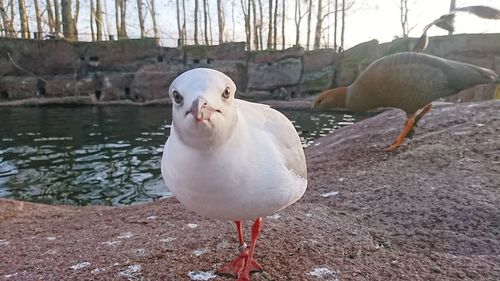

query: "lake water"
(0, 106), (370, 206)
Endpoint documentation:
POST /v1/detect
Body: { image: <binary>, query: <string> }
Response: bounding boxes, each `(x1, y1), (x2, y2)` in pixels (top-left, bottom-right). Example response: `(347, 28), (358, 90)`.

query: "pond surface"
(0, 106), (370, 206)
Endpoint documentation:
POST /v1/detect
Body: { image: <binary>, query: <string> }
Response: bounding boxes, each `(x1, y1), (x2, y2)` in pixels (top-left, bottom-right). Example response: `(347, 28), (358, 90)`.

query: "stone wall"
(0, 34), (499, 105)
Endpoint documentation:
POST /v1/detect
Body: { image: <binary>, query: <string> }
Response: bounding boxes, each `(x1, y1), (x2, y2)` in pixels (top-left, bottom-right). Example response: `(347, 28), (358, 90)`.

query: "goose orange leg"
(384, 113), (416, 151)
(408, 103), (432, 139)
(216, 220), (263, 279)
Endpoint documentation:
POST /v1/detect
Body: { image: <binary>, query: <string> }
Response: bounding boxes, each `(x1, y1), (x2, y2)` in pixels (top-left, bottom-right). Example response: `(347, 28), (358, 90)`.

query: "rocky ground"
(1, 100), (499, 281)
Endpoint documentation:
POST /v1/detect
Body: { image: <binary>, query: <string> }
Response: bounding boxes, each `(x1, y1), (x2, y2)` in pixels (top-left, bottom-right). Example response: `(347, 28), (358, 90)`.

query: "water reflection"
(0, 106), (370, 206)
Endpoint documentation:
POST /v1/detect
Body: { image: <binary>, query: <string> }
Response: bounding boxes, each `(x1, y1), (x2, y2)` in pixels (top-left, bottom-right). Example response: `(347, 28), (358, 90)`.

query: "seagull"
(312, 52), (499, 151)
(161, 68), (308, 280)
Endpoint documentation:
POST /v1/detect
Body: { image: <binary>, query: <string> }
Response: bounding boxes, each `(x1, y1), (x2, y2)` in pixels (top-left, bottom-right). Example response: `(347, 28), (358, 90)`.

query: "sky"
(17, 0), (500, 50)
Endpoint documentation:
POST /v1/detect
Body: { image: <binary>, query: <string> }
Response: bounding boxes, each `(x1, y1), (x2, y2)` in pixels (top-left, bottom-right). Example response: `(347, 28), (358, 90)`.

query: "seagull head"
(169, 68), (238, 149)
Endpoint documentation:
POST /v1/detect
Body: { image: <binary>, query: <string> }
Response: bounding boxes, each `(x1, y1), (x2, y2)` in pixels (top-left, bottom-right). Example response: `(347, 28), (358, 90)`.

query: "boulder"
(130, 63), (185, 101)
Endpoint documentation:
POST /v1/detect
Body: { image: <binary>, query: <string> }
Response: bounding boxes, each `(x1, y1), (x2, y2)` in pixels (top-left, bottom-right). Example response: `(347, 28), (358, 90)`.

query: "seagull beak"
(190, 96), (214, 122)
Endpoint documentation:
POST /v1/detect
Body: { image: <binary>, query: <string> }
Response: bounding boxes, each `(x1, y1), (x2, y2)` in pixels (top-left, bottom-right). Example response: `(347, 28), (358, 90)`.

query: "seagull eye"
(222, 87), (231, 99)
(172, 90), (183, 105)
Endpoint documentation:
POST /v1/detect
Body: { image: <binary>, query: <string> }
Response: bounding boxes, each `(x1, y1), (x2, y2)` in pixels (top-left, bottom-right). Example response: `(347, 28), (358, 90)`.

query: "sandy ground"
(1, 100), (499, 281)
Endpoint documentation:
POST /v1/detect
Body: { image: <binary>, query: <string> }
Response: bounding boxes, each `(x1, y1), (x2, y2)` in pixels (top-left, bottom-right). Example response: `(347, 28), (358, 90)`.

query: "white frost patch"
(91, 268), (106, 274)
(46, 236), (56, 241)
(0, 239), (9, 245)
(338, 177), (344, 182)
(187, 223), (198, 229)
(187, 271), (216, 280)
(476, 123), (485, 127)
(160, 237), (177, 243)
(102, 240), (121, 246)
(70, 262), (91, 270)
(308, 267), (338, 280)
(321, 191), (339, 198)
(267, 213), (281, 220)
(192, 248), (208, 256)
(119, 264), (142, 278)
(146, 215), (158, 220)
(305, 213), (313, 217)
(4, 272), (18, 278)
(117, 232), (133, 239)
(314, 142), (321, 146)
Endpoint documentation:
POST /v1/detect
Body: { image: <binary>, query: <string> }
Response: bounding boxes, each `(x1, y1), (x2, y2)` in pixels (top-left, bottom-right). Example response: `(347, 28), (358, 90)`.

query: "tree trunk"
(54, 0), (61, 35)
(334, 0), (338, 50)
(273, 0), (277, 49)
(120, 0), (127, 39)
(400, 0), (409, 38)
(33, 0), (43, 39)
(90, 0), (95, 41)
(18, 0), (30, 38)
(306, 0), (312, 50)
(182, 0), (187, 44)
(148, 0), (159, 42)
(95, 0), (103, 41)
(194, 0), (199, 44)
(207, 0), (213, 44)
(0, 0), (15, 37)
(257, 0), (263, 50)
(251, 0), (259, 50)
(61, 0), (75, 40)
(281, 0), (285, 49)
(203, 0), (209, 44)
(73, 0), (79, 40)
(313, 0), (322, 49)
(267, 0), (272, 49)
(448, 0), (455, 35)
(217, 0), (225, 44)
(294, 0), (301, 46)
(45, 0), (55, 33)
(137, 0), (145, 38)
(341, 0), (345, 50)
(231, 0), (235, 41)
(176, 0), (182, 45)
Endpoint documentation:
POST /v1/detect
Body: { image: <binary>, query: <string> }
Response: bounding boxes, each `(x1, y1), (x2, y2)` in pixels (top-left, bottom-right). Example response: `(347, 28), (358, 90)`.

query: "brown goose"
(313, 52), (499, 151)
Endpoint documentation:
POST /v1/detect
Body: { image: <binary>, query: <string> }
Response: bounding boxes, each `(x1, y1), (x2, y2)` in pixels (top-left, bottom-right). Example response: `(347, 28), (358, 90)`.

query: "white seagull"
(161, 68), (308, 280)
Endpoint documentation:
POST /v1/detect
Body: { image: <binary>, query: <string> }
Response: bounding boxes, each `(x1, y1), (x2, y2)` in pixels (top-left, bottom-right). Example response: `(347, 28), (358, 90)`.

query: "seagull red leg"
(238, 218), (264, 281)
(216, 220), (262, 278)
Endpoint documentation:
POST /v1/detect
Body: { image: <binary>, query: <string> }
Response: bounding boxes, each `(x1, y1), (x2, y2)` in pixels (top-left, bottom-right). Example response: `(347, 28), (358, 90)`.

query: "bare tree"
(18, 0), (30, 38)
(267, 0), (272, 49)
(241, 0), (251, 50)
(90, 0), (95, 41)
(313, 0), (323, 49)
(400, 0), (410, 37)
(182, 0), (187, 43)
(115, 0), (128, 39)
(137, 0), (145, 38)
(448, 0), (455, 35)
(45, 0), (55, 34)
(281, 0), (285, 49)
(341, 0), (345, 49)
(207, 0), (213, 44)
(194, 0), (199, 44)
(217, 0), (224, 43)
(147, 0), (159, 41)
(294, 0), (306, 46)
(257, 0), (263, 49)
(176, 0), (183, 44)
(54, 0), (61, 35)
(203, 0), (209, 44)
(334, 0), (338, 49)
(273, 0), (277, 48)
(73, 0), (80, 39)
(33, 0), (43, 38)
(0, 0), (15, 37)
(251, 0), (259, 50)
(61, 0), (75, 40)
(306, 0), (312, 50)
(95, 0), (103, 41)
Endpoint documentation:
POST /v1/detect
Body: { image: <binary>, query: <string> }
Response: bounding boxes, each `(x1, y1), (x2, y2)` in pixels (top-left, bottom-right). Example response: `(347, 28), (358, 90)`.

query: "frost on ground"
(0, 239), (9, 245)
(119, 264), (142, 278)
(91, 267), (106, 274)
(101, 240), (121, 246)
(117, 232), (134, 239)
(187, 271), (217, 280)
(70, 262), (91, 270)
(187, 223), (198, 229)
(192, 248), (208, 256)
(308, 266), (339, 280)
(321, 191), (339, 198)
(267, 213), (281, 220)
(4, 272), (18, 279)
